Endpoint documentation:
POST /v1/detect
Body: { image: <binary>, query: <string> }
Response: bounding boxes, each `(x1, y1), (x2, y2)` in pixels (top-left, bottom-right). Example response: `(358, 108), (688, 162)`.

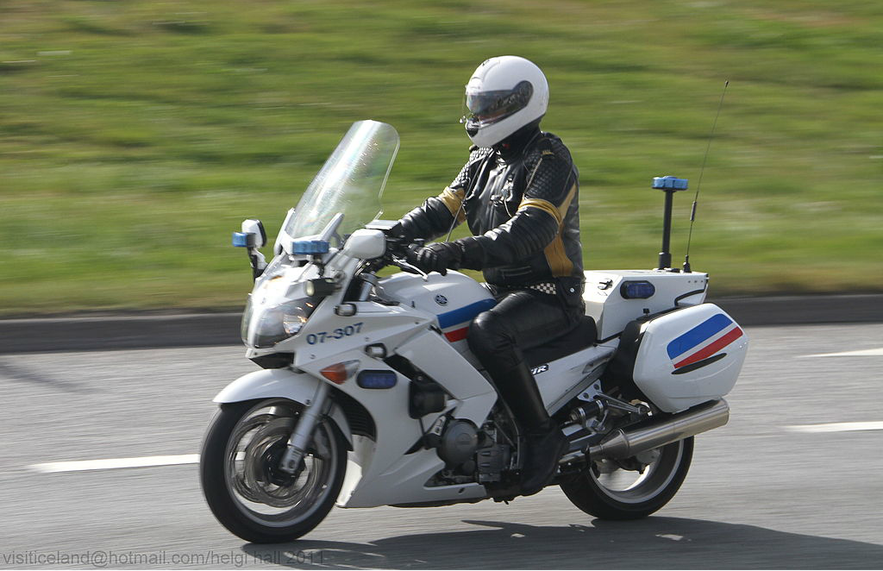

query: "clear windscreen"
(282, 120), (399, 243)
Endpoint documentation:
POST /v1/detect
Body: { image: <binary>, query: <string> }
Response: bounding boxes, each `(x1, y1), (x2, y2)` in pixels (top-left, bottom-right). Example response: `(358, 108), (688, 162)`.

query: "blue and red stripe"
(437, 298), (496, 342)
(667, 314), (743, 369)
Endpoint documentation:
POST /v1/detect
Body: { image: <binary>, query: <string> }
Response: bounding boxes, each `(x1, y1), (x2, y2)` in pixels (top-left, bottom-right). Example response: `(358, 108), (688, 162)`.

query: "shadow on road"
(0, 359), (96, 394)
(243, 517), (883, 569)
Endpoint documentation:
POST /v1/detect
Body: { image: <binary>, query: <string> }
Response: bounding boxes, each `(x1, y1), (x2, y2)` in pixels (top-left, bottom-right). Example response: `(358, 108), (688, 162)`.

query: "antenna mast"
(683, 80), (728, 273)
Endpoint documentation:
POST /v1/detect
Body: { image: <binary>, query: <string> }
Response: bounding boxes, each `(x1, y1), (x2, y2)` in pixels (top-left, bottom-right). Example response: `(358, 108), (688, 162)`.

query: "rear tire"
(200, 399), (347, 543)
(561, 437), (693, 520)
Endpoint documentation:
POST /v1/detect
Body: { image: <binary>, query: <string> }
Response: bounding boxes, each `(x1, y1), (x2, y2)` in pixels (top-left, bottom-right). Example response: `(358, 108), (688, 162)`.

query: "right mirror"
(241, 219), (267, 248)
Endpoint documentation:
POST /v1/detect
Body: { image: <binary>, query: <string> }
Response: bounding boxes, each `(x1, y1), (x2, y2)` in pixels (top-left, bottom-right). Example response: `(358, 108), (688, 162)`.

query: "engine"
(430, 415), (513, 485)
(437, 420), (479, 472)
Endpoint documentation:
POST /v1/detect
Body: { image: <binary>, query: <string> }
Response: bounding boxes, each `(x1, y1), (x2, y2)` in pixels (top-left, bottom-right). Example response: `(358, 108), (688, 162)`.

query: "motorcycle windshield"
(283, 120), (399, 241)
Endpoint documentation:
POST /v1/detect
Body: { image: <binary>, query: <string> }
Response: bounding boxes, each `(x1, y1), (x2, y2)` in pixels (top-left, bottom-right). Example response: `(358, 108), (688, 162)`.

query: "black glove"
(412, 242), (463, 276)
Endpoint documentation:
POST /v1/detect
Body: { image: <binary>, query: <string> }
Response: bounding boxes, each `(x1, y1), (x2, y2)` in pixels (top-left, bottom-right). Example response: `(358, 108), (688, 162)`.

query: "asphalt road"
(1, 324), (882, 569)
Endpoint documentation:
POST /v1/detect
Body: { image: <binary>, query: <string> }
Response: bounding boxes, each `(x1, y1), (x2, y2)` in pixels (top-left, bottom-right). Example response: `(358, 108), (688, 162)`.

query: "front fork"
(278, 382), (332, 474)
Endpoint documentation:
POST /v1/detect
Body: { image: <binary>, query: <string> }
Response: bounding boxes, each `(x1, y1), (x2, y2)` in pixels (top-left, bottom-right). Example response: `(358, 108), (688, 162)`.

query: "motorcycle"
(199, 120), (748, 543)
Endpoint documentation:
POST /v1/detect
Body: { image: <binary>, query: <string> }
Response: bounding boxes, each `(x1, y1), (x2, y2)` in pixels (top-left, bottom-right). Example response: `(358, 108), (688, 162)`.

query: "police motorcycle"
(200, 120), (748, 543)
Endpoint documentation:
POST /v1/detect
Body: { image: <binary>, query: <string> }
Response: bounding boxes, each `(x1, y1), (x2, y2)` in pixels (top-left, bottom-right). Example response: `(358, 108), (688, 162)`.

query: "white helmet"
(461, 56), (549, 148)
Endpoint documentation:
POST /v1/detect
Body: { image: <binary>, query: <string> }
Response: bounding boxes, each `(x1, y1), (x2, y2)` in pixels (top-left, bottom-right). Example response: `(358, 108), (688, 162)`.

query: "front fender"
(214, 369), (353, 447)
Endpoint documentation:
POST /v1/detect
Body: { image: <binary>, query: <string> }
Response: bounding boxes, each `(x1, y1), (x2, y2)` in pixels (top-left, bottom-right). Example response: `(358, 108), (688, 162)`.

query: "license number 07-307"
(306, 322), (364, 345)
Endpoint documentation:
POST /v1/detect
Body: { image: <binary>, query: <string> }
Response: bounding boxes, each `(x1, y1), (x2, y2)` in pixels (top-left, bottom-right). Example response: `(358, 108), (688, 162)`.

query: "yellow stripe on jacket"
(437, 187), (467, 223)
(517, 183), (578, 277)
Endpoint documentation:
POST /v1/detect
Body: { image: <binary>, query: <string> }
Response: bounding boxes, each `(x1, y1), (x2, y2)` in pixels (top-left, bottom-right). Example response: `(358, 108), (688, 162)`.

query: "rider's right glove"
(412, 242), (463, 276)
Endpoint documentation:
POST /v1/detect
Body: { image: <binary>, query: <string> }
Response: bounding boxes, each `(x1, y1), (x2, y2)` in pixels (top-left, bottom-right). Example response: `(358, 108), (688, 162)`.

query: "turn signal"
(320, 360), (359, 384)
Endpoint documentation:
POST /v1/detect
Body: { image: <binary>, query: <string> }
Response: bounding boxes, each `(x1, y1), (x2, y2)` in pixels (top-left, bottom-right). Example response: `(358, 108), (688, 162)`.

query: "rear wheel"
(200, 399), (347, 543)
(561, 437), (693, 520)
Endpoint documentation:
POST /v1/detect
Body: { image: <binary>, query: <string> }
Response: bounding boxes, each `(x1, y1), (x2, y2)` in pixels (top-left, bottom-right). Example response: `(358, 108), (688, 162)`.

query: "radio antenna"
(683, 80), (728, 273)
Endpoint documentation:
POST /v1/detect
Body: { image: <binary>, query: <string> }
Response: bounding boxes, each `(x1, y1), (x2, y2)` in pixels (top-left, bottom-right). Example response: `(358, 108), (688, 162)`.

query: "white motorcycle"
(199, 120), (748, 543)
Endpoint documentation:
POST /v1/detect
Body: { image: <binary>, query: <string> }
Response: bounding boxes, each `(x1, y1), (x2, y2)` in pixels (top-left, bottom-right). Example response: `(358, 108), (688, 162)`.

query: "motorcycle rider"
(399, 56), (584, 495)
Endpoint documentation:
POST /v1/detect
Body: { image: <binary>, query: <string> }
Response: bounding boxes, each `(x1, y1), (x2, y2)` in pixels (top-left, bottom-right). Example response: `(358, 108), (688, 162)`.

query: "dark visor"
(464, 80), (533, 124)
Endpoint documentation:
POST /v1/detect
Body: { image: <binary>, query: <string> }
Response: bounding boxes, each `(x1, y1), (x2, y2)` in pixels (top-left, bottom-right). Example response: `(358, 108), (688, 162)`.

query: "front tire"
(561, 437), (693, 520)
(200, 399), (347, 543)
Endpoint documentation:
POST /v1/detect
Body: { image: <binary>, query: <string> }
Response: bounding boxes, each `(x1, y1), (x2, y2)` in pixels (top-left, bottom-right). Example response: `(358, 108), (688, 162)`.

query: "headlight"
(248, 298), (319, 348)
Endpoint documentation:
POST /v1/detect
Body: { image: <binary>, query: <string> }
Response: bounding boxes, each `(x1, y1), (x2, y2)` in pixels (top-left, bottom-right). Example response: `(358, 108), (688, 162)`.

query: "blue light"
(357, 370), (397, 389)
(621, 281), (656, 299)
(652, 176), (689, 190)
(292, 240), (330, 255)
(232, 232), (254, 248)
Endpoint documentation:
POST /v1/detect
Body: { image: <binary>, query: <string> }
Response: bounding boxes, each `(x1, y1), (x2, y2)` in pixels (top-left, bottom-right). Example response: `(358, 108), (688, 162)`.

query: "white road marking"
(786, 422), (883, 433)
(802, 348), (883, 358)
(30, 454), (199, 474)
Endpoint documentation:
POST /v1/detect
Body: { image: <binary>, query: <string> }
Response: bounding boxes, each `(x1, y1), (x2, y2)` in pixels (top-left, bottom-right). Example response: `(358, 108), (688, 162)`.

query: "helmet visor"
(461, 80), (533, 128)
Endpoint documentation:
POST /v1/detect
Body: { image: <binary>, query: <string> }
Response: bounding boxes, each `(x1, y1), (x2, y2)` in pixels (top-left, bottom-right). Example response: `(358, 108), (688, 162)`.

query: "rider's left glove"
(413, 242), (463, 276)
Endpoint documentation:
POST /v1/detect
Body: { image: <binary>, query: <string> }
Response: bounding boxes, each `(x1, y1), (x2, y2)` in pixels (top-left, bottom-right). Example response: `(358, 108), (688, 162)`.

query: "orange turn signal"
(320, 360), (359, 384)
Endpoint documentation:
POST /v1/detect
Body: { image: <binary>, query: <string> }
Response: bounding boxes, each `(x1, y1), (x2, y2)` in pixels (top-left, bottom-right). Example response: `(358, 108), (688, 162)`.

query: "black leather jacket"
(400, 126), (584, 295)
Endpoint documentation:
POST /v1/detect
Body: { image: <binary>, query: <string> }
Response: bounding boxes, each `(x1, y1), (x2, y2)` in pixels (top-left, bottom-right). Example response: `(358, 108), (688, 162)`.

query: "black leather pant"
(467, 288), (583, 430)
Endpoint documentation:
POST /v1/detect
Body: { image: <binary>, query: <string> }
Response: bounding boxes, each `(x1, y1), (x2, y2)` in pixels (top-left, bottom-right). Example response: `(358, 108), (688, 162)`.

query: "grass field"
(1, 0), (881, 315)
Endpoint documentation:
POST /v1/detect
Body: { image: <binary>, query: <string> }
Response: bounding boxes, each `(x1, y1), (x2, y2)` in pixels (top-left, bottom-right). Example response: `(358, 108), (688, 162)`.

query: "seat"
(523, 315), (597, 368)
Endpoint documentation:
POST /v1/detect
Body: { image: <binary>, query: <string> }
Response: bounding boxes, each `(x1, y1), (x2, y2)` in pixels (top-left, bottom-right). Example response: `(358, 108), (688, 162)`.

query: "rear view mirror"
(342, 229), (386, 259)
(232, 219), (268, 281)
(233, 219), (267, 248)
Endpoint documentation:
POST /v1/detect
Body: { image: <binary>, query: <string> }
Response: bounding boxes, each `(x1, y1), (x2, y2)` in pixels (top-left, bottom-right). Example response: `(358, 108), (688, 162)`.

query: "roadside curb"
(0, 313), (241, 354)
(1, 295), (881, 354)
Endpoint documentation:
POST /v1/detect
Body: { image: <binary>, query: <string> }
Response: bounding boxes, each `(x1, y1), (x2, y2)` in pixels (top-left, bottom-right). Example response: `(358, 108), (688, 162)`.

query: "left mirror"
(342, 228), (386, 259)
(232, 219), (267, 248)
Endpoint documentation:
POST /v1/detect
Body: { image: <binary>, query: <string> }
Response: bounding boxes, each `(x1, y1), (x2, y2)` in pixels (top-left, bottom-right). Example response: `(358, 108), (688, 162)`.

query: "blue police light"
(652, 176), (689, 191)
(621, 280), (656, 300)
(357, 370), (398, 389)
(292, 240), (330, 255)
(232, 232), (255, 248)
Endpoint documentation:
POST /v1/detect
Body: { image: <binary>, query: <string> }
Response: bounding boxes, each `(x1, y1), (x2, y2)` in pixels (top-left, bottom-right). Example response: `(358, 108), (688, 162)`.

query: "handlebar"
(354, 228), (430, 279)
(386, 236), (428, 279)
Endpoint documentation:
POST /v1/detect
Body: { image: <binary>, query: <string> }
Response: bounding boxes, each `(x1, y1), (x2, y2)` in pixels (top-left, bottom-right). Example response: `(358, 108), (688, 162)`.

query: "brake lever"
(392, 255), (429, 281)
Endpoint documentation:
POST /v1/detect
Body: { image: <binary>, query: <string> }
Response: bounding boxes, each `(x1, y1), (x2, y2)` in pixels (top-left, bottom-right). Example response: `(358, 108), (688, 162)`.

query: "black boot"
(521, 421), (569, 496)
(486, 359), (569, 496)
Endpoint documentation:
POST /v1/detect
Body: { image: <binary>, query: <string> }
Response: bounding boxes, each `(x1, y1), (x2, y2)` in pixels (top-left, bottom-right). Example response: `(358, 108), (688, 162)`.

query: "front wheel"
(200, 398), (347, 543)
(561, 437), (693, 520)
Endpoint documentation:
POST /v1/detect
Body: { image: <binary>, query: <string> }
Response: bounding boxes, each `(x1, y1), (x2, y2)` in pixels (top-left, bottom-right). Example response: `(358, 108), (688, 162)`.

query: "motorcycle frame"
(216, 246), (618, 508)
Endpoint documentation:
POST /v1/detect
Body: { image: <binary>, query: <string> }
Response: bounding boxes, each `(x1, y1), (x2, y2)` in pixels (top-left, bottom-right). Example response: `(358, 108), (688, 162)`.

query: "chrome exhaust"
(560, 399), (729, 464)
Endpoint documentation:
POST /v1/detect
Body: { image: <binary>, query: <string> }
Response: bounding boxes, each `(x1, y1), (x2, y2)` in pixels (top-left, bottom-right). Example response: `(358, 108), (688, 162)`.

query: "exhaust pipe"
(585, 398), (729, 460)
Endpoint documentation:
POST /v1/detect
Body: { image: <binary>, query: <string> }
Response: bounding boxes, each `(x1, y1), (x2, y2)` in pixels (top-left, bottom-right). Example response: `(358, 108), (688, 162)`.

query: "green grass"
(1, 0), (882, 315)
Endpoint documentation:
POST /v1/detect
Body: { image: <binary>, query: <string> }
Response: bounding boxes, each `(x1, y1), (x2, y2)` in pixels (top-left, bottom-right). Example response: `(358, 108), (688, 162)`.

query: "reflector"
(621, 280), (656, 300)
(357, 370), (397, 389)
